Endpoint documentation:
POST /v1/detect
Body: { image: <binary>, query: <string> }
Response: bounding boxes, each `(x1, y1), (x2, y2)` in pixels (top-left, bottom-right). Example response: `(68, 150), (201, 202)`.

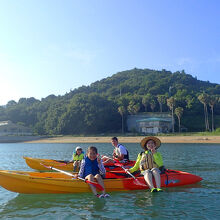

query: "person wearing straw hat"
(127, 136), (164, 192)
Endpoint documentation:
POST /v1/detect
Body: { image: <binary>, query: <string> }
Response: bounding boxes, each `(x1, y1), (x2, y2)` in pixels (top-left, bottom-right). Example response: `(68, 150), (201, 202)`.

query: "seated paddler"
(69, 146), (84, 171)
(102, 137), (129, 164)
(127, 136), (165, 193)
(77, 146), (109, 198)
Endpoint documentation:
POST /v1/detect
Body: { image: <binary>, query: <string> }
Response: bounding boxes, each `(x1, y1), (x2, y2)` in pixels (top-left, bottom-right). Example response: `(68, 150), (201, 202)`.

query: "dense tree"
(6, 100), (17, 107)
(0, 68), (219, 134)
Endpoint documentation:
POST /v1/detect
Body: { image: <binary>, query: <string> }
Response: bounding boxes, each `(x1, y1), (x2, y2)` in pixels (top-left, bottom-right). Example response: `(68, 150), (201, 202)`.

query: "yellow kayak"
(0, 169), (202, 194)
(23, 156), (75, 171)
(23, 156), (136, 171)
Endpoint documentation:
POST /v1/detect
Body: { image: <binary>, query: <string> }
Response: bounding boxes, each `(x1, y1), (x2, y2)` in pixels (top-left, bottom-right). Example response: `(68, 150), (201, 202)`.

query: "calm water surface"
(0, 142), (220, 219)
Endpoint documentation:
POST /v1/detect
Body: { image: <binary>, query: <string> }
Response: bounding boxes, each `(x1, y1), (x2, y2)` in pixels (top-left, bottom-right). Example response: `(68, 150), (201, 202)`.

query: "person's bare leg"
(95, 174), (105, 194)
(73, 161), (77, 172)
(85, 174), (97, 195)
(152, 168), (161, 188)
(143, 170), (154, 189)
(76, 161), (81, 170)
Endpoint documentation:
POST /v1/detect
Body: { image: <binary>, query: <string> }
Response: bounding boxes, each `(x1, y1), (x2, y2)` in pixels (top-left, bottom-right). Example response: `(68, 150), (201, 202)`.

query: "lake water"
(0, 142), (220, 219)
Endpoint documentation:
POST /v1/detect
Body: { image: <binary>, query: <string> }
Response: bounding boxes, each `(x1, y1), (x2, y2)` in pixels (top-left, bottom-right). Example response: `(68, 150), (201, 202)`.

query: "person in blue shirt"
(77, 146), (109, 198)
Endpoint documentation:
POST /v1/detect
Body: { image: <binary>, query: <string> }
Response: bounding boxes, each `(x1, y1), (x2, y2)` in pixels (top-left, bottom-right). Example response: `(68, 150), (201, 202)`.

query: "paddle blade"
(133, 179), (147, 187)
(55, 162), (69, 167)
(85, 180), (104, 191)
(40, 163), (52, 170)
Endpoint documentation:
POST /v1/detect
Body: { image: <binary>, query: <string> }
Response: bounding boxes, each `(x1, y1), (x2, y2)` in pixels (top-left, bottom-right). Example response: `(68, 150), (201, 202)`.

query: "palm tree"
(198, 93), (209, 131)
(127, 101), (135, 115)
(133, 103), (140, 114)
(127, 101), (140, 115)
(157, 95), (166, 112)
(142, 94), (151, 112)
(118, 106), (126, 134)
(208, 95), (217, 132)
(175, 107), (184, 132)
(167, 97), (175, 132)
(149, 97), (156, 112)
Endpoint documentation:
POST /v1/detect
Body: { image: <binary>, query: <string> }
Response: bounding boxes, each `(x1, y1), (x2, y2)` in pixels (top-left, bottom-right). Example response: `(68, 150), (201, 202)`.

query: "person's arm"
(69, 153), (76, 163)
(129, 153), (141, 173)
(98, 160), (106, 176)
(78, 159), (85, 178)
(115, 145), (127, 160)
(114, 153), (124, 161)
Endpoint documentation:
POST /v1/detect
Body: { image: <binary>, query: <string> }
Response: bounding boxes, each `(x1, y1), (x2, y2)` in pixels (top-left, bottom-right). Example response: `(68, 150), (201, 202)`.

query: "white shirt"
(117, 144), (128, 156)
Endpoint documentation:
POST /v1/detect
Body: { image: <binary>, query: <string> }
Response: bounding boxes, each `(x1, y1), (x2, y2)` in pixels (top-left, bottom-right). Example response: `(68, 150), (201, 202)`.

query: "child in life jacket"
(128, 136), (164, 193)
(77, 146), (109, 198)
(70, 146), (84, 172)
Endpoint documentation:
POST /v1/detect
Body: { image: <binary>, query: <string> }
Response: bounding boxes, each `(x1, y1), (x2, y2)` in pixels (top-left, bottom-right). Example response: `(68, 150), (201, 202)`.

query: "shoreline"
(23, 135), (220, 144)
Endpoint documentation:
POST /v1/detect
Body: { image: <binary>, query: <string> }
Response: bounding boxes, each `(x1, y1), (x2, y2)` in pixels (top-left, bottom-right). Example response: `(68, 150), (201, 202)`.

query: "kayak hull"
(23, 156), (75, 171)
(0, 170), (202, 194)
(23, 156), (135, 171)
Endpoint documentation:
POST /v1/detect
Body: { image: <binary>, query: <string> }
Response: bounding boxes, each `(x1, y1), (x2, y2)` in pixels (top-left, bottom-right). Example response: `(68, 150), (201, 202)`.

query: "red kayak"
(104, 160), (136, 171)
(105, 169), (202, 188)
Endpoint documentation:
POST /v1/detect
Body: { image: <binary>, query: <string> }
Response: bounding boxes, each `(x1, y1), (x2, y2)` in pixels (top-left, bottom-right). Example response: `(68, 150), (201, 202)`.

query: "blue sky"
(0, 0), (219, 105)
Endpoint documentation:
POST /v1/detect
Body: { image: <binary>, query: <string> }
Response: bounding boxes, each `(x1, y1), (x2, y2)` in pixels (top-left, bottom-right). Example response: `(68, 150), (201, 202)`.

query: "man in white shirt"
(102, 137), (129, 164)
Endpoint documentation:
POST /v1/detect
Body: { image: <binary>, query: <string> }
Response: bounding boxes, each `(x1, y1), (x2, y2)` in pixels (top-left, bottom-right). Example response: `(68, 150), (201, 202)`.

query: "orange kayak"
(0, 169), (202, 194)
(23, 156), (135, 171)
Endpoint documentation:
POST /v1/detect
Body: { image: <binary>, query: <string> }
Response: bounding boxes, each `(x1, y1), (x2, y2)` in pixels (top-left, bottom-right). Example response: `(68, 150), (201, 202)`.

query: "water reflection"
(0, 193), (108, 219)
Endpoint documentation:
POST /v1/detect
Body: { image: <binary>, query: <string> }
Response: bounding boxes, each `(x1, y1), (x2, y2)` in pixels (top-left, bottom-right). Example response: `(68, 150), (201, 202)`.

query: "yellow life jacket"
(72, 153), (84, 161)
(139, 152), (158, 171)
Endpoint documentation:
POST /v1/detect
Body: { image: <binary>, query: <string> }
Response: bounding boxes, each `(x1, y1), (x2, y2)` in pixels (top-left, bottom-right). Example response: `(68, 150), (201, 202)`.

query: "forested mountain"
(1, 68), (220, 135)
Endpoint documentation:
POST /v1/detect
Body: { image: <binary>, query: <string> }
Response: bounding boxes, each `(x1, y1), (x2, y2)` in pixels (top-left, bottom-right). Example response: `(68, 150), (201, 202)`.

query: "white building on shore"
(127, 112), (173, 134)
(0, 121), (33, 136)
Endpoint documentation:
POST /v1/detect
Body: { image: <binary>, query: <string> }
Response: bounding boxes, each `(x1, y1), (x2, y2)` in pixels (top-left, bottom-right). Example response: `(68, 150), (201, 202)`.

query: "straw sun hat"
(140, 136), (161, 149)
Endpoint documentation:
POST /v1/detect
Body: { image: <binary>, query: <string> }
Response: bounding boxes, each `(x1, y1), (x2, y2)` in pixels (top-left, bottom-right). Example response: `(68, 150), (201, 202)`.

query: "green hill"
(0, 68), (219, 135)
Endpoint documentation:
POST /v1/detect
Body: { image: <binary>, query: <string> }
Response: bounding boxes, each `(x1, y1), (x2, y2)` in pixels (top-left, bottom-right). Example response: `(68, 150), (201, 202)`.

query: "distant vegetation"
(0, 68), (220, 135)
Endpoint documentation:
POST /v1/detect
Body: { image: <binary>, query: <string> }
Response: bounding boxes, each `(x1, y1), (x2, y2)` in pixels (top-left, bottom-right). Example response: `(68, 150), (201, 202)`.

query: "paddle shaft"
(120, 165), (136, 179)
(40, 163), (104, 191)
(49, 166), (75, 177)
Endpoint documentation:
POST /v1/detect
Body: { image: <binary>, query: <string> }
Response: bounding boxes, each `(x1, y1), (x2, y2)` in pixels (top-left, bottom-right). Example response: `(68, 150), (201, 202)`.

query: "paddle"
(40, 163), (104, 191)
(114, 163), (146, 187)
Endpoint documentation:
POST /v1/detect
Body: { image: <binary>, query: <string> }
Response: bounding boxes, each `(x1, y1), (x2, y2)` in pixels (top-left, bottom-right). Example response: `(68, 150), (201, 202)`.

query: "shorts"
(141, 168), (161, 176)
